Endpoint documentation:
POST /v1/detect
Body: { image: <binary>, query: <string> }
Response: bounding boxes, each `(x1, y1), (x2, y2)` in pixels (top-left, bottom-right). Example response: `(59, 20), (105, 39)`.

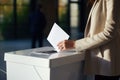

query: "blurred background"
(0, 0), (92, 80)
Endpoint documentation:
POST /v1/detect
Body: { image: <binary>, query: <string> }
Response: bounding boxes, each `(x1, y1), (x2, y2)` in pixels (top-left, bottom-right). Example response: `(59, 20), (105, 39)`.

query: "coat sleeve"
(75, 0), (120, 51)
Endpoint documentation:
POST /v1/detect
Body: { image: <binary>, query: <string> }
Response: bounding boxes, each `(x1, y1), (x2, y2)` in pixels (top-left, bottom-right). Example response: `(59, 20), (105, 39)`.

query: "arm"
(75, 0), (120, 51)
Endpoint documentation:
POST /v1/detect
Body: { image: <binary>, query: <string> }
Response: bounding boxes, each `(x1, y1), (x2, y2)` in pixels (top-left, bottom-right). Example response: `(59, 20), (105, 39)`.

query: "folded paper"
(47, 23), (70, 52)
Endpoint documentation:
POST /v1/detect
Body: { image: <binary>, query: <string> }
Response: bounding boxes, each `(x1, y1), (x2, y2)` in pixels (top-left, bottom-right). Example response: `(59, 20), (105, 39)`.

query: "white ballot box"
(4, 47), (84, 80)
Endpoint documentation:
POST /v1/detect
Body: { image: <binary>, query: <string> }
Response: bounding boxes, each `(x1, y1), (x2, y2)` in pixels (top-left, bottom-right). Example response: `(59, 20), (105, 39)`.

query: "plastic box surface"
(4, 47), (84, 80)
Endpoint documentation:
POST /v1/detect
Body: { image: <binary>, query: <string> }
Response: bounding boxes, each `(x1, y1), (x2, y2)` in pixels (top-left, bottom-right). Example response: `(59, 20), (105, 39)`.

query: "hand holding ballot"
(47, 23), (70, 52)
(57, 40), (75, 51)
(47, 23), (75, 52)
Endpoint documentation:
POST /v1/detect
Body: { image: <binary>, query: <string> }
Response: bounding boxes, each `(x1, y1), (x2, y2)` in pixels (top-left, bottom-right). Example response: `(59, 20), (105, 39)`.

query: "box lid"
(4, 47), (84, 68)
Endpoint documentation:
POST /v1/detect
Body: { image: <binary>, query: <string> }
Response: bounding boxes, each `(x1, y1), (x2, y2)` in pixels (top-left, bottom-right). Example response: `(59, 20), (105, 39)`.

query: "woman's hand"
(57, 40), (75, 51)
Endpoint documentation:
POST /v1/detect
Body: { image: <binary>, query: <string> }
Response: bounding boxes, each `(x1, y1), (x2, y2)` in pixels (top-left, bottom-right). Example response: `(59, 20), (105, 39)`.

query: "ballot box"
(4, 47), (84, 80)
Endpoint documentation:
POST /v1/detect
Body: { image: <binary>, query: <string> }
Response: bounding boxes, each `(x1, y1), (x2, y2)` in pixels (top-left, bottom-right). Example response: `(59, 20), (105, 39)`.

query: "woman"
(57, 0), (120, 80)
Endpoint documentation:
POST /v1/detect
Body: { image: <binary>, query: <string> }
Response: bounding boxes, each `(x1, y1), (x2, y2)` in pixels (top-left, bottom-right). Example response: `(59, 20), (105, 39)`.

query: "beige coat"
(75, 0), (120, 76)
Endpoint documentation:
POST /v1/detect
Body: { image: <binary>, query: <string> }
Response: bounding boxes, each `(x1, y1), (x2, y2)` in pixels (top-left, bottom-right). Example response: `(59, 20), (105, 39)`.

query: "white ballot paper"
(47, 23), (70, 52)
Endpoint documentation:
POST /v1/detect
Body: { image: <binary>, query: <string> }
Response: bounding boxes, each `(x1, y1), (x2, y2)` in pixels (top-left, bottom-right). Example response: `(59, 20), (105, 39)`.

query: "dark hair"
(88, 0), (95, 5)
(36, 4), (42, 9)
